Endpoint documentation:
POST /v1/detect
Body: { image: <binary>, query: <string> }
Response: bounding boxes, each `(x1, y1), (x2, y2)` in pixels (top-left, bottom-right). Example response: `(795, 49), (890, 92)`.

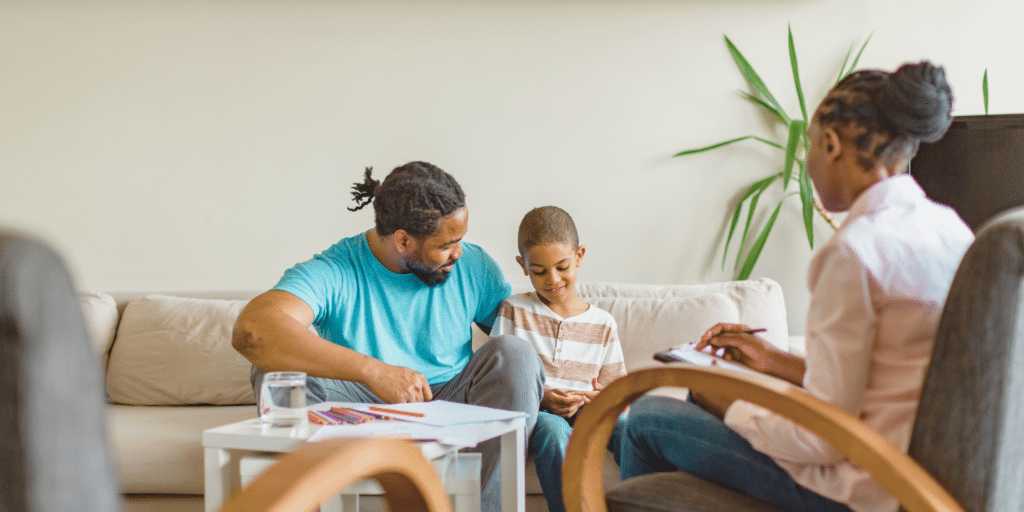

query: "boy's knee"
(533, 413), (573, 449)
(538, 412), (572, 436)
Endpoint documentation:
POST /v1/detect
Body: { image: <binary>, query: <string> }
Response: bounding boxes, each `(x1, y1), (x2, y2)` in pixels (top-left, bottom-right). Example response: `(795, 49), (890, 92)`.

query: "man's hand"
(365, 361), (432, 403)
(542, 388), (585, 418)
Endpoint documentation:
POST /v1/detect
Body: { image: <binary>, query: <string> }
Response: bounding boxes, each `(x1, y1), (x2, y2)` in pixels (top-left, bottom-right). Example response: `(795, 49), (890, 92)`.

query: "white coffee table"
(203, 402), (526, 512)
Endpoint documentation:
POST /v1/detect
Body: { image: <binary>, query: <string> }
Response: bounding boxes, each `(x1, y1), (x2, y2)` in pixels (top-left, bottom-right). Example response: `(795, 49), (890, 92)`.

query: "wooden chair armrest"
(219, 437), (453, 512)
(563, 365), (963, 512)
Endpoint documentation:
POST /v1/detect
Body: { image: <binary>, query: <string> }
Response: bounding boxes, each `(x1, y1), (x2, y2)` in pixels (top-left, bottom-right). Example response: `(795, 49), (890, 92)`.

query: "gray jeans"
(250, 334), (544, 512)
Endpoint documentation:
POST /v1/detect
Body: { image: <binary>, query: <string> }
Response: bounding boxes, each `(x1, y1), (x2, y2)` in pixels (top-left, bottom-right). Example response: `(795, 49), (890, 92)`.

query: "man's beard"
(405, 258), (454, 286)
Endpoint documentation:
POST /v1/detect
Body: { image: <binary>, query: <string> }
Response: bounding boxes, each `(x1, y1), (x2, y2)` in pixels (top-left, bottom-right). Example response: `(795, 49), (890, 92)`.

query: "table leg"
(327, 494), (349, 512)
(204, 446), (241, 512)
(499, 423), (525, 512)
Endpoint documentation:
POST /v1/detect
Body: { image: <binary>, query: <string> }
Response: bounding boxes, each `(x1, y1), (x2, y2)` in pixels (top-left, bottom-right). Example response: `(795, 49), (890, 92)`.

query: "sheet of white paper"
(666, 342), (760, 375)
(306, 420), (480, 448)
(347, 400), (527, 427)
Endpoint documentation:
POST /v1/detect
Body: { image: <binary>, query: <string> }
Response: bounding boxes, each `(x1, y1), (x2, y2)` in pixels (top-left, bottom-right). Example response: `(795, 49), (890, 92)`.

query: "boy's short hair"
(517, 206), (579, 254)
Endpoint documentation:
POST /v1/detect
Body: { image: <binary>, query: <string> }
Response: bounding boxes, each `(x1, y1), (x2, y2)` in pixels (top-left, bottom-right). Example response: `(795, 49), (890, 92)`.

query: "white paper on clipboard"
(656, 341), (760, 375)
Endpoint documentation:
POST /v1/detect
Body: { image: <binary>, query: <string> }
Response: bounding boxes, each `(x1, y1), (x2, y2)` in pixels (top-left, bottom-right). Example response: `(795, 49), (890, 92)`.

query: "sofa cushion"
(106, 295), (255, 406)
(79, 290), (118, 371)
(587, 294), (740, 372)
(578, 278), (789, 352)
(108, 404), (256, 494)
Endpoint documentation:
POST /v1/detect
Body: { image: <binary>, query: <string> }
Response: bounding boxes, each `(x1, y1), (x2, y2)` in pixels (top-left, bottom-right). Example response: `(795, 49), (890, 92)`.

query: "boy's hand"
(567, 378), (604, 403)
(542, 388), (585, 418)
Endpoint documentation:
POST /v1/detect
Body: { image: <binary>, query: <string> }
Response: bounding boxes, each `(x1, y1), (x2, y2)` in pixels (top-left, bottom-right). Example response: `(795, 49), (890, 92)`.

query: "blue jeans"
(619, 395), (852, 512)
(530, 409), (627, 512)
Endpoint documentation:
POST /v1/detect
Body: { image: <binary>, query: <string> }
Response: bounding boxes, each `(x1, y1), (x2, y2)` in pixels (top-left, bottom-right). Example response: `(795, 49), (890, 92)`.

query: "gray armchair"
(563, 205), (1024, 512)
(1, 230), (123, 512)
(908, 206), (1024, 511)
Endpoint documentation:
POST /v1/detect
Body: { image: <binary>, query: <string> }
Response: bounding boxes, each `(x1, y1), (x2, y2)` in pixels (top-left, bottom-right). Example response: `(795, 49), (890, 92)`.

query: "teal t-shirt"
(273, 232), (512, 384)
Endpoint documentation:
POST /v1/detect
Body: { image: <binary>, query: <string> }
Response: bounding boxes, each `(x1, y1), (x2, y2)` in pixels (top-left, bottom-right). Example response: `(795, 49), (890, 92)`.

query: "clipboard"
(653, 341), (759, 375)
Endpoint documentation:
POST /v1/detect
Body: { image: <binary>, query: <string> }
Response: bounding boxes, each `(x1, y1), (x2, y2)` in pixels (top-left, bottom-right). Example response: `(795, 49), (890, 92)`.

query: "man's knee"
(482, 334), (544, 372)
(474, 334), (544, 400)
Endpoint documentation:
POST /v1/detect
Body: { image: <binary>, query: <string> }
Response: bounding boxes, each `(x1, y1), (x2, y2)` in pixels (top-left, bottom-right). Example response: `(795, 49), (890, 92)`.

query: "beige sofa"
(81, 278), (796, 512)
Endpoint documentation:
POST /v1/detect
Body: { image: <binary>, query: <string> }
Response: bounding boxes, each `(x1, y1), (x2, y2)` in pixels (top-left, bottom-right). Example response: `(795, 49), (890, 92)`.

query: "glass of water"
(260, 371), (308, 427)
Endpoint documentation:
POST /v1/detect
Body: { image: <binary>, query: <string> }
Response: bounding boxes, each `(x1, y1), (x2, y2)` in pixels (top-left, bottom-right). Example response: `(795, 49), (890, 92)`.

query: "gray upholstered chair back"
(908, 206), (1024, 512)
(0, 231), (123, 512)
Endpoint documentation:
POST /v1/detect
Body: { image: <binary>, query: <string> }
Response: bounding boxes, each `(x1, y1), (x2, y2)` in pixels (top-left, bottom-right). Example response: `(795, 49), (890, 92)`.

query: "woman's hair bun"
(876, 61), (954, 143)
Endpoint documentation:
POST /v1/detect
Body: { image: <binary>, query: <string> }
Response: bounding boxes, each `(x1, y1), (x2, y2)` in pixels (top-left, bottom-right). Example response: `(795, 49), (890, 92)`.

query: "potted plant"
(676, 26), (870, 279)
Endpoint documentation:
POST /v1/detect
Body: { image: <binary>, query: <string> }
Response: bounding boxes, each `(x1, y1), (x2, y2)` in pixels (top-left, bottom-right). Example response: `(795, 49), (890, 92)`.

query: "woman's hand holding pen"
(696, 323), (806, 386)
(696, 323), (776, 373)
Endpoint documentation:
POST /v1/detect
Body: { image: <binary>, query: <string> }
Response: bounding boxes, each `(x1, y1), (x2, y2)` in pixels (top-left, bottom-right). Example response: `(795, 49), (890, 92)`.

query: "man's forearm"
(232, 306), (376, 383)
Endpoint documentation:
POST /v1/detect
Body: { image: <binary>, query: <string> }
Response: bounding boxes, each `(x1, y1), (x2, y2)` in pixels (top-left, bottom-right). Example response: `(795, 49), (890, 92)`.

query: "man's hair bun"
(876, 61), (954, 143)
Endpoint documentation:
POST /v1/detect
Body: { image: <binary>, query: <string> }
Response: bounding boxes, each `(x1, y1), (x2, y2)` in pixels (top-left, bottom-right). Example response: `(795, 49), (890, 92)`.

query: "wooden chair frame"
(219, 437), (453, 512)
(562, 366), (964, 512)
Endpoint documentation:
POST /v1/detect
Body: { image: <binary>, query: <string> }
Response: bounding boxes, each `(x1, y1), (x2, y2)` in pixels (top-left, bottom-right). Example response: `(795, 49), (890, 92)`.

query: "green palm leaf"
(837, 34), (873, 83)
(740, 92), (788, 124)
(797, 159), (815, 247)
(781, 120), (806, 190)
(983, 69), (989, 115)
(836, 46), (853, 84)
(674, 136), (752, 157)
(752, 136), (785, 150)
(736, 178), (776, 270)
(675, 135), (786, 158)
(725, 35), (791, 124)
(789, 25), (808, 122)
(722, 174), (779, 270)
(737, 200), (785, 280)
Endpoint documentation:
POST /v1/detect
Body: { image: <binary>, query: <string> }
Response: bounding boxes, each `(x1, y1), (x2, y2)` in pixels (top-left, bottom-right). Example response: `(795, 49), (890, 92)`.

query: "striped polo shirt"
(492, 292), (626, 391)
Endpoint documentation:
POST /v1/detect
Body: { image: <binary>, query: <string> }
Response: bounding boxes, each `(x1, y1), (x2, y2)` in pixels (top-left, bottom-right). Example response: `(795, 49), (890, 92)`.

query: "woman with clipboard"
(617, 61), (974, 512)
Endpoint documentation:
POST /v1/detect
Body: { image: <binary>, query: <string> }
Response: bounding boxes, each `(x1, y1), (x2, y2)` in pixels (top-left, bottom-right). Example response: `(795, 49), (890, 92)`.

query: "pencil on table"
(368, 405), (426, 418)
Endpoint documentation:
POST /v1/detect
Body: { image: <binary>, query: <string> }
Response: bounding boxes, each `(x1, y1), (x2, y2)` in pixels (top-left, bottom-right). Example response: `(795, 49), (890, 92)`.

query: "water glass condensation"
(260, 371), (308, 427)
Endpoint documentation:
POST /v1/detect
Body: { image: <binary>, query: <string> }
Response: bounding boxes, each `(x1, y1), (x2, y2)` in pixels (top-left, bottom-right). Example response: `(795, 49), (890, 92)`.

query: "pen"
(368, 405), (426, 418)
(744, 328), (767, 335)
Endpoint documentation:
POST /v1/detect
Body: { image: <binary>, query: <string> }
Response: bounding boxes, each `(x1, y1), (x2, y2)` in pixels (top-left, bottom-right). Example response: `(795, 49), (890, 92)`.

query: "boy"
(491, 206), (625, 512)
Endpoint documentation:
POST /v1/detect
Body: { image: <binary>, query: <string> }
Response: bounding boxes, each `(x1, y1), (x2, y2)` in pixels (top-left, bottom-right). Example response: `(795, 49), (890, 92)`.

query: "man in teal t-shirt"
(233, 162), (543, 512)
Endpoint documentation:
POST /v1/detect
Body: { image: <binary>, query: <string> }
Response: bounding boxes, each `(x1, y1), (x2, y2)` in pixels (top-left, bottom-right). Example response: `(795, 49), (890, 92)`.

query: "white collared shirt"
(724, 175), (974, 512)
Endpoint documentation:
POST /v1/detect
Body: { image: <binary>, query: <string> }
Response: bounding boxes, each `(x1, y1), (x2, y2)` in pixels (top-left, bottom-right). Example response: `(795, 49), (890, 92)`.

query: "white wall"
(2, 0), (1022, 333)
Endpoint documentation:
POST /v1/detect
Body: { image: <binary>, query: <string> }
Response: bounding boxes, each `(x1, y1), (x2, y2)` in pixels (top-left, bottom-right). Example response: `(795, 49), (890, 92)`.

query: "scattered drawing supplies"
(306, 401), (527, 428)
(369, 405), (426, 418)
(307, 406), (392, 426)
